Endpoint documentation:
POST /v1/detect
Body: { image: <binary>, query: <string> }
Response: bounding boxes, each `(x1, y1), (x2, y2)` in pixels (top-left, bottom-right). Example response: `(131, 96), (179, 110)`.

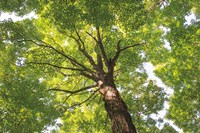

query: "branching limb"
(19, 39), (97, 80)
(48, 35), (65, 53)
(69, 32), (97, 69)
(86, 31), (105, 73)
(112, 40), (122, 64)
(74, 30), (85, 49)
(80, 71), (97, 81)
(96, 26), (109, 67)
(28, 61), (96, 80)
(112, 42), (146, 64)
(67, 89), (99, 109)
(39, 40), (91, 70)
(18, 39), (92, 72)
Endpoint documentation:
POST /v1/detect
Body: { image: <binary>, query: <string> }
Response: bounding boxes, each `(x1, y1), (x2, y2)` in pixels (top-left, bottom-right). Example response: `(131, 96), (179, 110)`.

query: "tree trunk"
(99, 82), (137, 133)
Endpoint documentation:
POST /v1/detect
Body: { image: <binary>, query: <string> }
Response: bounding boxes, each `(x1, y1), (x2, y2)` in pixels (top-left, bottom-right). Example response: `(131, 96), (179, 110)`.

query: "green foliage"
(154, 6), (200, 131)
(161, 123), (178, 133)
(0, 0), (38, 15)
(0, 42), (61, 132)
(0, 0), (199, 132)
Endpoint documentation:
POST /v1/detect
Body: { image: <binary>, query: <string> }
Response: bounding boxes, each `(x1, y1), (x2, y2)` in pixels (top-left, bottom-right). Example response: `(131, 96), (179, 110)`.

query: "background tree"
(0, 0), (199, 132)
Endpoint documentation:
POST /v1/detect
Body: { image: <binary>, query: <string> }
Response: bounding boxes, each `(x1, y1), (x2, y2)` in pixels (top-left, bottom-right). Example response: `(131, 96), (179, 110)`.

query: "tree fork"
(98, 81), (137, 133)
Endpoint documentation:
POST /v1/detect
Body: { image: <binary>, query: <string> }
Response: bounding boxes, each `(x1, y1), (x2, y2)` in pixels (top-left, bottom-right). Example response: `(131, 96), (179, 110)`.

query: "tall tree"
(0, 0), (199, 132)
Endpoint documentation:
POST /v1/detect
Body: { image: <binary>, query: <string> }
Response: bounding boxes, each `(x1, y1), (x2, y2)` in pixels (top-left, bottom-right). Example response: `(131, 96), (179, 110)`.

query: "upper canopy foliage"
(0, 0), (199, 132)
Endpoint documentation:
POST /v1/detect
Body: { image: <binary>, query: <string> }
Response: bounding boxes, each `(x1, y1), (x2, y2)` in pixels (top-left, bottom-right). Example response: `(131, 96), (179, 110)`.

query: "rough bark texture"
(99, 82), (137, 133)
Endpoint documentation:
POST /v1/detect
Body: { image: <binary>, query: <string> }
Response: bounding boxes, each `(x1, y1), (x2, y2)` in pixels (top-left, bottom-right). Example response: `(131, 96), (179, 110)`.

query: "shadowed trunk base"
(99, 84), (137, 133)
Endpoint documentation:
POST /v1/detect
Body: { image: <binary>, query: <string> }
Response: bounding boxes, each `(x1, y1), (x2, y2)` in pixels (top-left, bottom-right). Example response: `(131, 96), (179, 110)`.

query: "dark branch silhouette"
(18, 39), (93, 73)
(86, 31), (98, 43)
(69, 32), (97, 70)
(67, 89), (99, 109)
(48, 84), (97, 94)
(96, 27), (109, 67)
(112, 41), (146, 64)
(27, 62), (86, 71)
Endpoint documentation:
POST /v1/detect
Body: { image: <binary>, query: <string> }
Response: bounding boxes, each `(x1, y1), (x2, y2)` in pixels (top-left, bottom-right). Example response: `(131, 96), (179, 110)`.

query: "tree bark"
(99, 81), (137, 133)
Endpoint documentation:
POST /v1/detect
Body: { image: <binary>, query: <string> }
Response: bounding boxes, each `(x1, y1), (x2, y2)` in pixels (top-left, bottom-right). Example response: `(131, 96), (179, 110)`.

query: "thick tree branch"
(86, 30), (105, 77)
(69, 32), (97, 70)
(112, 40), (122, 64)
(96, 26), (109, 67)
(97, 54), (103, 71)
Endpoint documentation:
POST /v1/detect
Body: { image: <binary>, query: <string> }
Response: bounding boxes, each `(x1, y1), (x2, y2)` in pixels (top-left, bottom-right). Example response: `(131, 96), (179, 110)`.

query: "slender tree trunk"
(99, 81), (137, 133)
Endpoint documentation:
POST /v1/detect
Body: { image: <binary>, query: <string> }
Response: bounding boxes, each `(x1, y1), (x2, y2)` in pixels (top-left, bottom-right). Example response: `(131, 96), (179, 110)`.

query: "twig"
(67, 89), (99, 109)
(48, 84), (97, 94)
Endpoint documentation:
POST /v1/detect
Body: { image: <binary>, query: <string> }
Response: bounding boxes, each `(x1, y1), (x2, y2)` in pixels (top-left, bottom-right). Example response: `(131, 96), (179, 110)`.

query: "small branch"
(80, 71), (96, 81)
(74, 30), (85, 49)
(39, 40), (90, 70)
(73, 89), (96, 95)
(120, 42), (146, 52)
(49, 35), (65, 53)
(57, 70), (79, 77)
(86, 31), (105, 73)
(48, 84), (97, 94)
(149, 0), (166, 10)
(67, 89), (99, 109)
(62, 94), (73, 104)
(86, 31), (98, 43)
(112, 42), (146, 64)
(20, 39), (97, 80)
(72, 78), (82, 91)
(19, 39), (91, 72)
(86, 93), (99, 106)
(27, 62), (85, 71)
(113, 68), (121, 78)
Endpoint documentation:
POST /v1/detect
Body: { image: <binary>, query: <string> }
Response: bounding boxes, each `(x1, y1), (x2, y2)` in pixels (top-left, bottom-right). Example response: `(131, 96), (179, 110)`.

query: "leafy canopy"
(0, 0), (199, 132)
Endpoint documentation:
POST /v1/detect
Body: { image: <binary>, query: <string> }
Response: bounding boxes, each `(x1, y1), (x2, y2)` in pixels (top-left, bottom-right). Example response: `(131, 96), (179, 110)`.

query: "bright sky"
(0, 11), (37, 21)
(143, 62), (182, 132)
(143, 13), (198, 133)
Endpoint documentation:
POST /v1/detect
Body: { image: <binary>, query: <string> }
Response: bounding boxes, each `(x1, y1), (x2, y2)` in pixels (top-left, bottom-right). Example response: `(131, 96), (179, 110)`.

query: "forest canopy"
(0, 0), (199, 132)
